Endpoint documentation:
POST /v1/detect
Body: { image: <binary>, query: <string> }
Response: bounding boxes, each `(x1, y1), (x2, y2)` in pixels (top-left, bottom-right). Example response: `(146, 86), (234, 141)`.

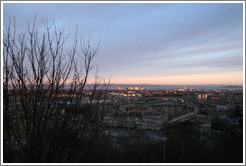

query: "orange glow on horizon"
(109, 71), (243, 85)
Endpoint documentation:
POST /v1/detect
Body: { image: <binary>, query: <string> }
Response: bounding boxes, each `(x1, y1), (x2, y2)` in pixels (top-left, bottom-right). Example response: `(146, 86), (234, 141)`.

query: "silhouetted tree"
(3, 17), (109, 162)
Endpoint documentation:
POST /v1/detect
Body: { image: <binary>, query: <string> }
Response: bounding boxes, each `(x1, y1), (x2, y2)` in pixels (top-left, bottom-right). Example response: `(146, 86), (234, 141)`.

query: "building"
(102, 110), (168, 131)
(190, 115), (211, 142)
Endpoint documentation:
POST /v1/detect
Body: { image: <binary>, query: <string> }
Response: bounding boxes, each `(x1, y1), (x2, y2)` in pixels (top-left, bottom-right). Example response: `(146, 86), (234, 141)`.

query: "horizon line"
(88, 83), (243, 87)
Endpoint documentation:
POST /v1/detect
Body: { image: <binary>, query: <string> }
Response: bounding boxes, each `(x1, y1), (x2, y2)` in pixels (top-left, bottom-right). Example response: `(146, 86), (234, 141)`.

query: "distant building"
(198, 93), (208, 100)
(190, 115), (211, 142)
(169, 103), (198, 126)
(235, 102), (243, 117)
(102, 110), (168, 131)
(190, 88), (196, 92)
(216, 105), (228, 111)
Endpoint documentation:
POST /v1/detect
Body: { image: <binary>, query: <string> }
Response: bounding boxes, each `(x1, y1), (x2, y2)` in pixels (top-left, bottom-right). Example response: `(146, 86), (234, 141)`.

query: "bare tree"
(3, 17), (109, 162)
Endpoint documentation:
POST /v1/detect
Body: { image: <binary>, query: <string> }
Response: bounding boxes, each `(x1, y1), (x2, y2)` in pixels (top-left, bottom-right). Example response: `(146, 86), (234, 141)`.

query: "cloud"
(3, 3), (243, 85)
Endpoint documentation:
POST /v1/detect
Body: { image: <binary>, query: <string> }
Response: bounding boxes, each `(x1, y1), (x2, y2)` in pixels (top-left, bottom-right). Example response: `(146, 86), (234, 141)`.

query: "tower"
(127, 87), (129, 97)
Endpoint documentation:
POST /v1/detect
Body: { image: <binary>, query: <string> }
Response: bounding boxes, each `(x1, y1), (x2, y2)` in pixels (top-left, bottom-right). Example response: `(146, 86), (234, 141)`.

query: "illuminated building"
(198, 93), (208, 100)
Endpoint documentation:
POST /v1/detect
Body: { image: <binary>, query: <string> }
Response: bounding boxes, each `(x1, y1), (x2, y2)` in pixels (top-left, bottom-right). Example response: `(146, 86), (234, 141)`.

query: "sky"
(3, 2), (244, 85)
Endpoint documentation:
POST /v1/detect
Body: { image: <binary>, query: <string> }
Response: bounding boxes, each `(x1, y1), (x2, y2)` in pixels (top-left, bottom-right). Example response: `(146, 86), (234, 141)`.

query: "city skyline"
(3, 2), (244, 85)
